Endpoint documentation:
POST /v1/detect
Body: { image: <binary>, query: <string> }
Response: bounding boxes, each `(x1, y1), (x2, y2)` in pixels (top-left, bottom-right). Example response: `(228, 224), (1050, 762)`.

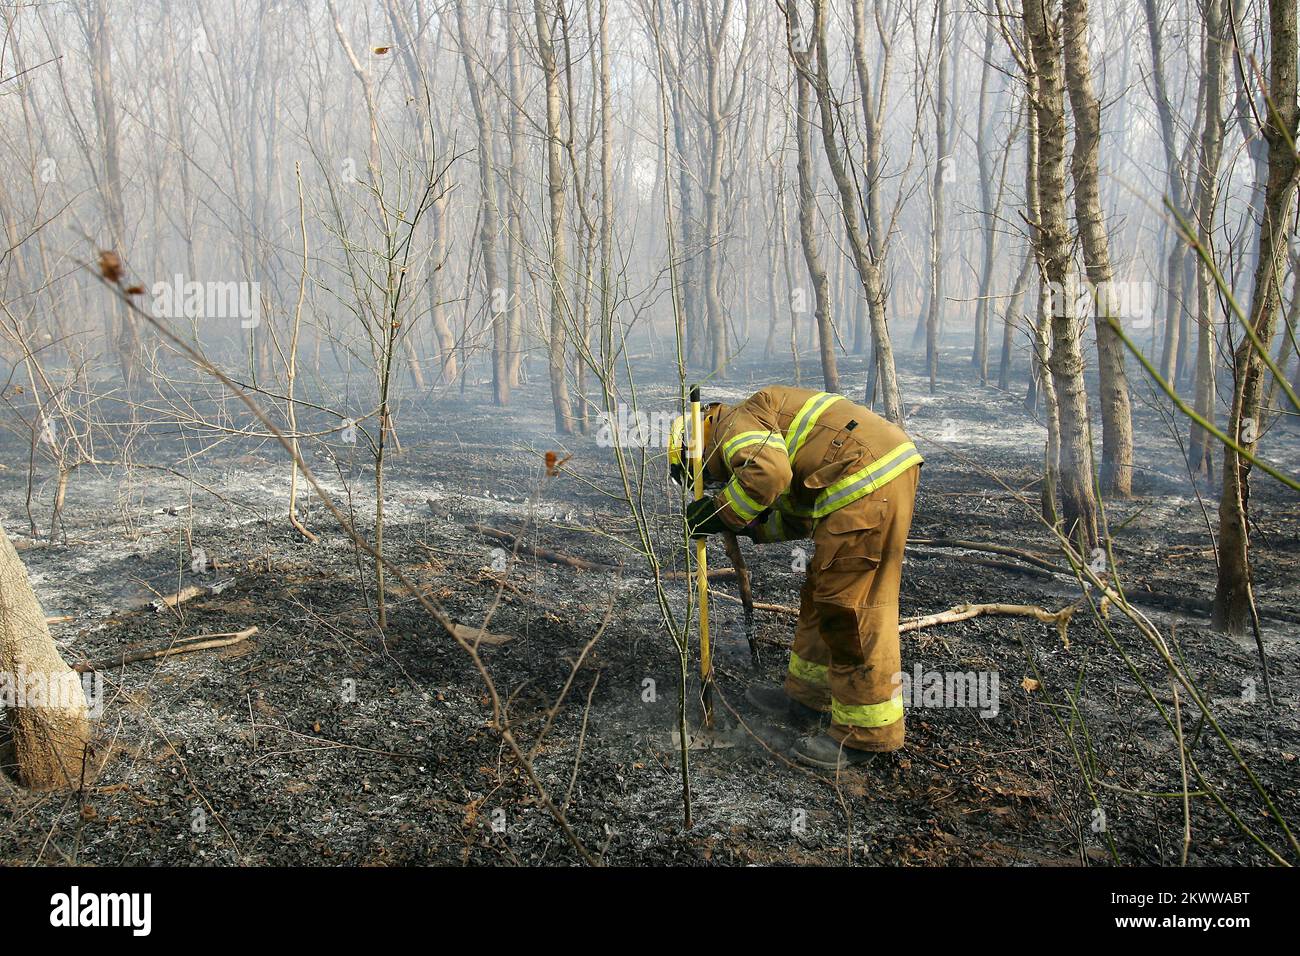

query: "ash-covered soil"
(2, 348), (1297, 865)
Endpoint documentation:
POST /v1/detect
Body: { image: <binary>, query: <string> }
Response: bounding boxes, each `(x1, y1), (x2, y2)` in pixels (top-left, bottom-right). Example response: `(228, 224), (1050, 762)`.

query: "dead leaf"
(544, 451), (572, 476)
(1021, 677), (1041, 692)
(97, 250), (124, 283)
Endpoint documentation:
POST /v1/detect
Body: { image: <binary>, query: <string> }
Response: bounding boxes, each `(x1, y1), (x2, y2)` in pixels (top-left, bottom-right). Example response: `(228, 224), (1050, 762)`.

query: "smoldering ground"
(1, 350), (1295, 866)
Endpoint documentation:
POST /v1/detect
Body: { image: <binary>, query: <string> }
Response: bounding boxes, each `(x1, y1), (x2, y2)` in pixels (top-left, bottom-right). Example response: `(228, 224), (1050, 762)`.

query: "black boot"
(791, 733), (879, 770)
(744, 684), (826, 730)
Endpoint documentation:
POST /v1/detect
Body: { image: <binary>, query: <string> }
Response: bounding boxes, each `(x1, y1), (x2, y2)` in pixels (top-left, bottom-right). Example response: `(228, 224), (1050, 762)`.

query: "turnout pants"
(783, 464), (919, 752)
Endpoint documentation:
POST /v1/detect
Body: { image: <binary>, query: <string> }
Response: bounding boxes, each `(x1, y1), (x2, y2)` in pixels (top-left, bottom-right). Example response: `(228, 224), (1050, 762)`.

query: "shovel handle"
(721, 530), (760, 667)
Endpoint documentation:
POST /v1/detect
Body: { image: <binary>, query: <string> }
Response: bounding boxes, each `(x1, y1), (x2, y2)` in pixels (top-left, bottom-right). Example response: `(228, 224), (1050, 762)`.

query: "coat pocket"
(816, 502), (888, 572)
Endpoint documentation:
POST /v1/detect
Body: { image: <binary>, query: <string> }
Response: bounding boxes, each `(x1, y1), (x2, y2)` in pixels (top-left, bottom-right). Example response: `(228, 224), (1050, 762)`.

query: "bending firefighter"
(669, 386), (922, 771)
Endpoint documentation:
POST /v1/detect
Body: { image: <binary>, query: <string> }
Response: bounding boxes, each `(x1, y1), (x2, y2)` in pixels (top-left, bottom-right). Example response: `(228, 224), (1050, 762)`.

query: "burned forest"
(0, 0), (1298, 890)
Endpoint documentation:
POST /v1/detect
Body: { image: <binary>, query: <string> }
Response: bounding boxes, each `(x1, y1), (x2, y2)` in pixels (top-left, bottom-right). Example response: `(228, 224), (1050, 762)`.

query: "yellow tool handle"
(690, 386), (714, 725)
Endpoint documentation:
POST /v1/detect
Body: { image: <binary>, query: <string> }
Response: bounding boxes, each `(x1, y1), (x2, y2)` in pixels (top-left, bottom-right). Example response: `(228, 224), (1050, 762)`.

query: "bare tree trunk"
(0, 520), (92, 790)
(81, 0), (136, 389)
(1063, 0), (1135, 496)
(507, 0), (528, 388)
(806, 0), (903, 421)
(1001, 246), (1034, 391)
(1144, 0), (1190, 385)
(787, 4), (838, 392)
(1188, 0), (1230, 480)
(535, 0), (575, 433)
(454, 0), (508, 406)
(972, 15), (998, 383)
(701, 1), (734, 375)
(1019, 54), (1060, 518)
(1215, 0), (1299, 634)
(925, 0), (951, 394)
(1026, 0), (1099, 549)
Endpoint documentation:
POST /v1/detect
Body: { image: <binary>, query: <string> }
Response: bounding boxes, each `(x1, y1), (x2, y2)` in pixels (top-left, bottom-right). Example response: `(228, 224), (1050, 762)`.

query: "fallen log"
(708, 588), (800, 617)
(471, 523), (736, 580)
(710, 591), (1076, 646)
(899, 602), (1076, 647)
(75, 626), (258, 672)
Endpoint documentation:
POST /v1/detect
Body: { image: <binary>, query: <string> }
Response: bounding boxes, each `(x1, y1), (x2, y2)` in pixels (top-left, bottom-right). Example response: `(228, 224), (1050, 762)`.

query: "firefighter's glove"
(686, 497), (729, 539)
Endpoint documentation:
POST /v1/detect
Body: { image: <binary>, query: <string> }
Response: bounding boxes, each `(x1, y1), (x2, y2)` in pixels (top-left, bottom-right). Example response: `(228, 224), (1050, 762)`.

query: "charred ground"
(1, 349), (1297, 865)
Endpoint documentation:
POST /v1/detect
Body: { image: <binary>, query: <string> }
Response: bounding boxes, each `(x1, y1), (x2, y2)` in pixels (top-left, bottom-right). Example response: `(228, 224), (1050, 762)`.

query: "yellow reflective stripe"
(722, 478), (763, 521)
(832, 692), (904, 728)
(723, 430), (786, 461)
(787, 651), (829, 686)
(812, 441), (923, 518)
(784, 392), (843, 464)
(668, 414), (686, 466)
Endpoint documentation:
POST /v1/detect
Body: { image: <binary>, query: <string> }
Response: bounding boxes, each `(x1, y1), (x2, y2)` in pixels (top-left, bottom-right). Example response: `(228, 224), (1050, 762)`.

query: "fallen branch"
(74, 626), (258, 673)
(712, 592), (1076, 646)
(709, 588), (800, 617)
(899, 602), (1076, 648)
(148, 580), (233, 612)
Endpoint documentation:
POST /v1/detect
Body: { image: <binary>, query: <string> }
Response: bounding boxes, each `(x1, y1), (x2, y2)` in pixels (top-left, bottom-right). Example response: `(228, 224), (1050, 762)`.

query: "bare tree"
(805, 0), (904, 421)
(924, 0), (952, 393)
(1187, 0), (1231, 480)
(0, 521), (92, 790)
(1062, 0), (1135, 496)
(785, 1), (838, 392)
(454, 0), (509, 407)
(1025, 0), (1099, 548)
(1214, 0), (1299, 634)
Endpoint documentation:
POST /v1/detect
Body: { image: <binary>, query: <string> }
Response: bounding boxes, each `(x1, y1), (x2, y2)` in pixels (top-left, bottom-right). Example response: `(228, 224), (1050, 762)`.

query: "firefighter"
(668, 387), (922, 770)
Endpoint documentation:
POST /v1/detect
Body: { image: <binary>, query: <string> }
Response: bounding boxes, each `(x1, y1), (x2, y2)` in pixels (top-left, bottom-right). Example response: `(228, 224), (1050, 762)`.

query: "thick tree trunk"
(1026, 0), (1099, 549)
(1062, 0), (1134, 497)
(0, 520), (92, 790)
(1215, 0), (1299, 634)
